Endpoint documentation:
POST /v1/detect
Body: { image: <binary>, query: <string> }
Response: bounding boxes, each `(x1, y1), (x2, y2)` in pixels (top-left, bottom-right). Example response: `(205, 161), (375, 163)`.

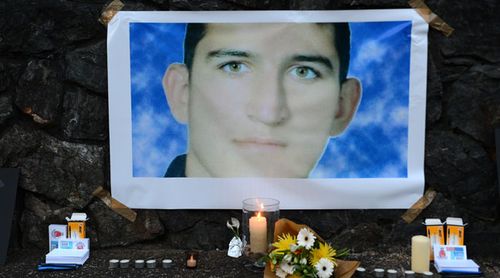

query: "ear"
(162, 63), (190, 124)
(330, 78), (362, 136)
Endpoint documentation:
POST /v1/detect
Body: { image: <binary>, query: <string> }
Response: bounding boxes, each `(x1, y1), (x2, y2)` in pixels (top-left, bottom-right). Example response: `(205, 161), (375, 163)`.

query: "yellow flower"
(309, 242), (337, 266)
(271, 233), (297, 255)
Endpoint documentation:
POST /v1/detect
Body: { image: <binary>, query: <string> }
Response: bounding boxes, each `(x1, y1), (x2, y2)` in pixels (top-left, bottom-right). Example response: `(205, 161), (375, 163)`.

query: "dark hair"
(183, 23), (351, 82)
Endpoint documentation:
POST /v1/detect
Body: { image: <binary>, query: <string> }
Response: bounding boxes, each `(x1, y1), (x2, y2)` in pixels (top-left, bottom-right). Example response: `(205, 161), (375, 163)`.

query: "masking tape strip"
(408, 0), (454, 37)
(401, 189), (437, 223)
(99, 0), (124, 26)
(92, 186), (137, 222)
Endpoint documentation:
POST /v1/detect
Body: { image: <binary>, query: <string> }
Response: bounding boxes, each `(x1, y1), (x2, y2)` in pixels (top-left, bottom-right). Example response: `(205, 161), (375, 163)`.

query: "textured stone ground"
(1, 244), (499, 277)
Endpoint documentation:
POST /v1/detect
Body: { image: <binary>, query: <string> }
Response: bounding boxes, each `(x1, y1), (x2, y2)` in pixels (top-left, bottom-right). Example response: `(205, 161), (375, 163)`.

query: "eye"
(290, 66), (320, 80)
(220, 62), (250, 74)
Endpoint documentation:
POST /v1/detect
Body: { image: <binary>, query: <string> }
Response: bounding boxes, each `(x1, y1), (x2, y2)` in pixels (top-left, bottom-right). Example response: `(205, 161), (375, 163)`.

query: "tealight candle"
(355, 267), (366, 277)
(146, 259), (156, 268)
(374, 268), (385, 278)
(249, 211), (267, 253)
(134, 259), (144, 268)
(119, 259), (129, 268)
(109, 259), (119, 269)
(423, 271), (434, 277)
(186, 254), (197, 268)
(162, 259), (173, 269)
(387, 269), (397, 278)
(404, 270), (416, 278)
(411, 235), (430, 273)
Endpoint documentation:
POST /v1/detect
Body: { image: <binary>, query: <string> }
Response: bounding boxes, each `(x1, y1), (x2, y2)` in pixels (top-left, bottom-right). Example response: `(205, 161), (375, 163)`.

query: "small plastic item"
(37, 263), (81, 271)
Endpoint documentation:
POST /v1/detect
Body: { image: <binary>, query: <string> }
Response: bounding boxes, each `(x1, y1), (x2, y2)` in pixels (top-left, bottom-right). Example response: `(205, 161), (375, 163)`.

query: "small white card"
(433, 245), (467, 261)
(58, 238), (89, 250)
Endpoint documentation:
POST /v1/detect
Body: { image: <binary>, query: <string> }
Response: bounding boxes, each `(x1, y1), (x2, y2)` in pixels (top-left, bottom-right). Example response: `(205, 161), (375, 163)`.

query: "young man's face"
(165, 23), (360, 178)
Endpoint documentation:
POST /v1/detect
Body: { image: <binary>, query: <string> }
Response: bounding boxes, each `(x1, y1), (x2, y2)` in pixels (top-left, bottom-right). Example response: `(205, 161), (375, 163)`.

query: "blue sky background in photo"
(129, 21), (412, 178)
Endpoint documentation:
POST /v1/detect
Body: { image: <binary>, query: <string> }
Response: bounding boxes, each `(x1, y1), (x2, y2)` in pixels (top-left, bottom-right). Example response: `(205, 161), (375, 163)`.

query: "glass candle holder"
(242, 198), (280, 259)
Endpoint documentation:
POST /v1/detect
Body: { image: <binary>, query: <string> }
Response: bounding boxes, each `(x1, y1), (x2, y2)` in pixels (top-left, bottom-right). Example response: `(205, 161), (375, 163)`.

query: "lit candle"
(249, 211), (267, 254)
(186, 254), (197, 268)
(411, 235), (430, 273)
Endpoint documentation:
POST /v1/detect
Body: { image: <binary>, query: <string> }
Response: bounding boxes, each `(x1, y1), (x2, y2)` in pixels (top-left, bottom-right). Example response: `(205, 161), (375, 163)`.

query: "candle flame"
(189, 255), (194, 260)
(257, 211), (261, 218)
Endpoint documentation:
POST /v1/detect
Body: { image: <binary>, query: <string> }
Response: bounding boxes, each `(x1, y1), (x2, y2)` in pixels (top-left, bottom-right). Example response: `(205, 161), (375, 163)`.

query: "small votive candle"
(404, 270), (416, 278)
(119, 259), (130, 268)
(387, 269), (397, 278)
(109, 259), (119, 269)
(411, 235), (430, 273)
(423, 271), (434, 277)
(162, 259), (173, 269)
(355, 267), (366, 277)
(146, 259), (156, 268)
(186, 254), (197, 268)
(374, 268), (385, 278)
(134, 259), (144, 268)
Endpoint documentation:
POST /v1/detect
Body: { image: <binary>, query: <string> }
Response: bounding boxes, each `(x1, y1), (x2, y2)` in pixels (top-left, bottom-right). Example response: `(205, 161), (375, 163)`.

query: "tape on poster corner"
(92, 186), (137, 222)
(99, 0), (124, 26)
(401, 189), (437, 223)
(408, 0), (454, 37)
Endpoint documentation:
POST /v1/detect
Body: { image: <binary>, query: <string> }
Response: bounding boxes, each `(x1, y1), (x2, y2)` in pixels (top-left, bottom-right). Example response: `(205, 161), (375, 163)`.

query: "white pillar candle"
(411, 235), (430, 273)
(249, 212), (267, 253)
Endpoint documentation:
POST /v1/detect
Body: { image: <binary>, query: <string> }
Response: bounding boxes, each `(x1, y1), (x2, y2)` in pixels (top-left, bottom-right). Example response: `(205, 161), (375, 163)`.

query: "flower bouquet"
(263, 219), (360, 278)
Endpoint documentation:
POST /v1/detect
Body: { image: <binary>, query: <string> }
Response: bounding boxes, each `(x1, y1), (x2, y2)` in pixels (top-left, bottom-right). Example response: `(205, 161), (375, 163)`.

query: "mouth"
(233, 138), (287, 149)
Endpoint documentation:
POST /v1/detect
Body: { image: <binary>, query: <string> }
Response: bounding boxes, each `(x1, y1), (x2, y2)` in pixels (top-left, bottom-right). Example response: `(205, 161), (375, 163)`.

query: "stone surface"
(0, 124), (105, 209)
(158, 210), (239, 249)
(65, 40), (107, 94)
(426, 54), (442, 125)
(0, 62), (10, 92)
(0, 95), (15, 125)
(19, 193), (75, 249)
(89, 200), (165, 247)
(425, 130), (497, 218)
(169, 0), (242, 10)
(15, 59), (64, 124)
(60, 86), (108, 141)
(446, 65), (500, 146)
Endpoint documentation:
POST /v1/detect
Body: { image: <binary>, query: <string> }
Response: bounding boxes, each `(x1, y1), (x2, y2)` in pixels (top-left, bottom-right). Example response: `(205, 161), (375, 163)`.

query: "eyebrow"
(290, 55), (333, 71)
(206, 49), (254, 61)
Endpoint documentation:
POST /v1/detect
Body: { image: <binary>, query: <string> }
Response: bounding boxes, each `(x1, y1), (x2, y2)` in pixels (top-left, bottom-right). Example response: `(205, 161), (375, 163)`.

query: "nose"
(245, 74), (290, 126)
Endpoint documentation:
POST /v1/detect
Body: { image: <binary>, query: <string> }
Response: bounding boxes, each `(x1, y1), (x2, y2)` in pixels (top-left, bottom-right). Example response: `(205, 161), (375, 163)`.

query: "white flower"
(226, 217), (240, 238)
(315, 258), (334, 278)
(290, 244), (299, 252)
(297, 228), (316, 250)
(275, 267), (288, 278)
(280, 260), (296, 275)
(283, 253), (293, 262)
(226, 217), (240, 229)
(300, 258), (308, 265)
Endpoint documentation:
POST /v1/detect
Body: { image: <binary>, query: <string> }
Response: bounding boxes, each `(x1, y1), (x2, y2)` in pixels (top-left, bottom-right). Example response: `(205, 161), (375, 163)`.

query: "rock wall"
(1, 0), (499, 257)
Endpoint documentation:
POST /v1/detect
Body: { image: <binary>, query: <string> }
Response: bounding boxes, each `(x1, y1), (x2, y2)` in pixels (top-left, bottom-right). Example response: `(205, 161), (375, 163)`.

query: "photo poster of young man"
(108, 10), (428, 209)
